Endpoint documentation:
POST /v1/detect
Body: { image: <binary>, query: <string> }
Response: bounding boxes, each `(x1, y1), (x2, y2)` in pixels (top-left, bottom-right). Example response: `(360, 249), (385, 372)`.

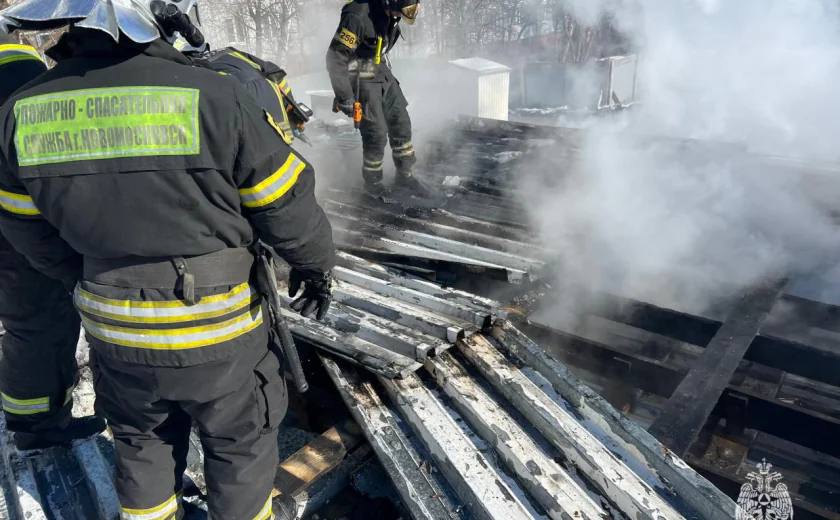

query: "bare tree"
(198, 0), (628, 64)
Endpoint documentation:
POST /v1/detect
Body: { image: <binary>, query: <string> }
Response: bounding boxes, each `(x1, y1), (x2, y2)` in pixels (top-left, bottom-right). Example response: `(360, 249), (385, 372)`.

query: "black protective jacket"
(0, 30), (335, 289)
(0, 43), (47, 103)
(326, 0), (402, 104)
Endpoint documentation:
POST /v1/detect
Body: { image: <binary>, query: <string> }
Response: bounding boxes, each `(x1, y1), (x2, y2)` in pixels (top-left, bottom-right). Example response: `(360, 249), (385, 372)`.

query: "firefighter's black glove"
(333, 98), (355, 118)
(288, 269), (333, 321)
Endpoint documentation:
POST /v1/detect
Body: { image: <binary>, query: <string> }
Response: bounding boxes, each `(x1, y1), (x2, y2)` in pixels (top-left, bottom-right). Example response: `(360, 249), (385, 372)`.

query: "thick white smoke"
(527, 0), (840, 315)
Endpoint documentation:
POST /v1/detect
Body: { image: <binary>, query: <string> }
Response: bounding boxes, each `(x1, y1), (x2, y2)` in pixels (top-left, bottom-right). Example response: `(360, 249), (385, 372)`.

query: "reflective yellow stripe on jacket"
(267, 79), (294, 145)
(239, 152), (306, 208)
(277, 78), (291, 96)
(229, 50), (262, 70)
(76, 282), (258, 324)
(76, 284), (263, 351)
(0, 44), (43, 67)
(0, 188), (41, 216)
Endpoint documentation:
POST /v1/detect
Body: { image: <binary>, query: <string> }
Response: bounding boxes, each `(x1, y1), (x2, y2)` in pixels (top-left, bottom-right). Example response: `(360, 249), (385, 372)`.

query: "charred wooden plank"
(648, 278), (787, 456)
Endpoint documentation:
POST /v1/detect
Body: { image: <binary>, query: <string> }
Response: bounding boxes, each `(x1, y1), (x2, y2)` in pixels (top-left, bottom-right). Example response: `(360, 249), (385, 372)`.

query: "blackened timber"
(592, 292), (720, 347)
(526, 314), (840, 456)
(648, 278), (787, 456)
(520, 319), (685, 397)
(714, 390), (840, 459)
(750, 333), (840, 388)
(323, 199), (539, 257)
(328, 215), (540, 274)
(72, 439), (121, 520)
(332, 282), (470, 345)
(594, 291), (840, 387)
(332, 226), (530, 283)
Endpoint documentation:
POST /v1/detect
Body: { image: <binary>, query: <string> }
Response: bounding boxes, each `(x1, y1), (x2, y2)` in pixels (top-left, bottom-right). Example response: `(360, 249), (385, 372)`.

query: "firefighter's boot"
(364, 180), (388, 197)
(362, 153), (387, 197)
(394, 170), (430, 197)
(13, 415), (107, 451)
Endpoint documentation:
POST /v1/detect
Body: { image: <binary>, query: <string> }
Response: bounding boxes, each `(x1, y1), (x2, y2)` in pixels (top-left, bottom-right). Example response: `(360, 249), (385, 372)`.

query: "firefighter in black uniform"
(326, 0), (424, 196)
(0, 34), (105, 450)
(0, 0), (335, 518)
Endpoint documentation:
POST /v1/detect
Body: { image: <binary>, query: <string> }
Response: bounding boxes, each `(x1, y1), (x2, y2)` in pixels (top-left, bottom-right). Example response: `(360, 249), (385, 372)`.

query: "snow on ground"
(72, 332), (96, 419)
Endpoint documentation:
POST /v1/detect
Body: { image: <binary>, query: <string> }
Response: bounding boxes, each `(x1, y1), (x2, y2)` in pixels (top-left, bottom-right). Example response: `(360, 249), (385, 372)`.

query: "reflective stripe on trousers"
(391, 141), (414, 158)
(120, 493), (272, 520)
(121, 493), (179, 520)
(363, 157), (384, 173)
(1, 386), (72, 416)
(1, 392), (49, 415)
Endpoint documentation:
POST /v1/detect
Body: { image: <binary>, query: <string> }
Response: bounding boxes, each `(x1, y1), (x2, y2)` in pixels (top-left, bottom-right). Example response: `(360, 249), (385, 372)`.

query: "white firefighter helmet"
(0, 0), (198, 44)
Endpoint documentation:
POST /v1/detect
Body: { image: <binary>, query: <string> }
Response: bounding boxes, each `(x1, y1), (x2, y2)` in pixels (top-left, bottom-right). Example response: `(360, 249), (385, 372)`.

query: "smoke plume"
(527, 0), (840, 316)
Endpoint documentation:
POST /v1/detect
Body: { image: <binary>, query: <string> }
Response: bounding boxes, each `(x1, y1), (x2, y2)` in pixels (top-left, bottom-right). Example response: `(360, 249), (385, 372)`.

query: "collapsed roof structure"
(0, 251), (734, 520)
(317, 116), (840, 520)
(1, 115), (838, 520)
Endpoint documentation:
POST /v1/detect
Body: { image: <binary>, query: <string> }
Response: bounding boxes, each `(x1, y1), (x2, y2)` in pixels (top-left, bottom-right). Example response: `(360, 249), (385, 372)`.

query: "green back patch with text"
(14, 87), (201, 166)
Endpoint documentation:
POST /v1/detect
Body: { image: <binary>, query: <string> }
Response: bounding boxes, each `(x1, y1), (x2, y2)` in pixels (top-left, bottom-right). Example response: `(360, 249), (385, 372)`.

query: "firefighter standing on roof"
(326, 0), (426, 196)
(0, 0), (335, 518)
(0, 34), (106, 451)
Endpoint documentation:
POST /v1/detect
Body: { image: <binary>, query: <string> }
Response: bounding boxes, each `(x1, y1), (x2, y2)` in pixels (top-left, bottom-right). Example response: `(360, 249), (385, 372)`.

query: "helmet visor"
(401, 3), (419, 25)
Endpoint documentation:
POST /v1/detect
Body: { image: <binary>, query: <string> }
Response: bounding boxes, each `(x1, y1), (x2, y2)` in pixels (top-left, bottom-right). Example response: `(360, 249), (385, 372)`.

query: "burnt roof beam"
(647, 278), (787, 456)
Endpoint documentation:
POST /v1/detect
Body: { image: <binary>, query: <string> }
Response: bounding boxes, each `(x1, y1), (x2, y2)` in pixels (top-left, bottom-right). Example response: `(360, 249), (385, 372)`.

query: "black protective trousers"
(91, 323), (285, 520)
(358, 67), (417, 184)
(0, 233), (79, 433)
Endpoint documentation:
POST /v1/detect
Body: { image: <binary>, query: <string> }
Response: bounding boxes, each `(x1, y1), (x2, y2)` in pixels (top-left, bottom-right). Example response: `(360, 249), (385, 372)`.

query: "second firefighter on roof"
(326, 0), (427, 196)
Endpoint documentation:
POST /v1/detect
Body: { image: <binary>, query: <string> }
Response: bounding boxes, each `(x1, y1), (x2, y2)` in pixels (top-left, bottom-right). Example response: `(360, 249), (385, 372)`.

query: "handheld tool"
(253, 244), (309, 393)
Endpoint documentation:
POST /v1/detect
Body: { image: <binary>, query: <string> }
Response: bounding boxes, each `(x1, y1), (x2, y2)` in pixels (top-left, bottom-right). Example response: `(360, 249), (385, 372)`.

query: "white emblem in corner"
(736, 459), (793, 520)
